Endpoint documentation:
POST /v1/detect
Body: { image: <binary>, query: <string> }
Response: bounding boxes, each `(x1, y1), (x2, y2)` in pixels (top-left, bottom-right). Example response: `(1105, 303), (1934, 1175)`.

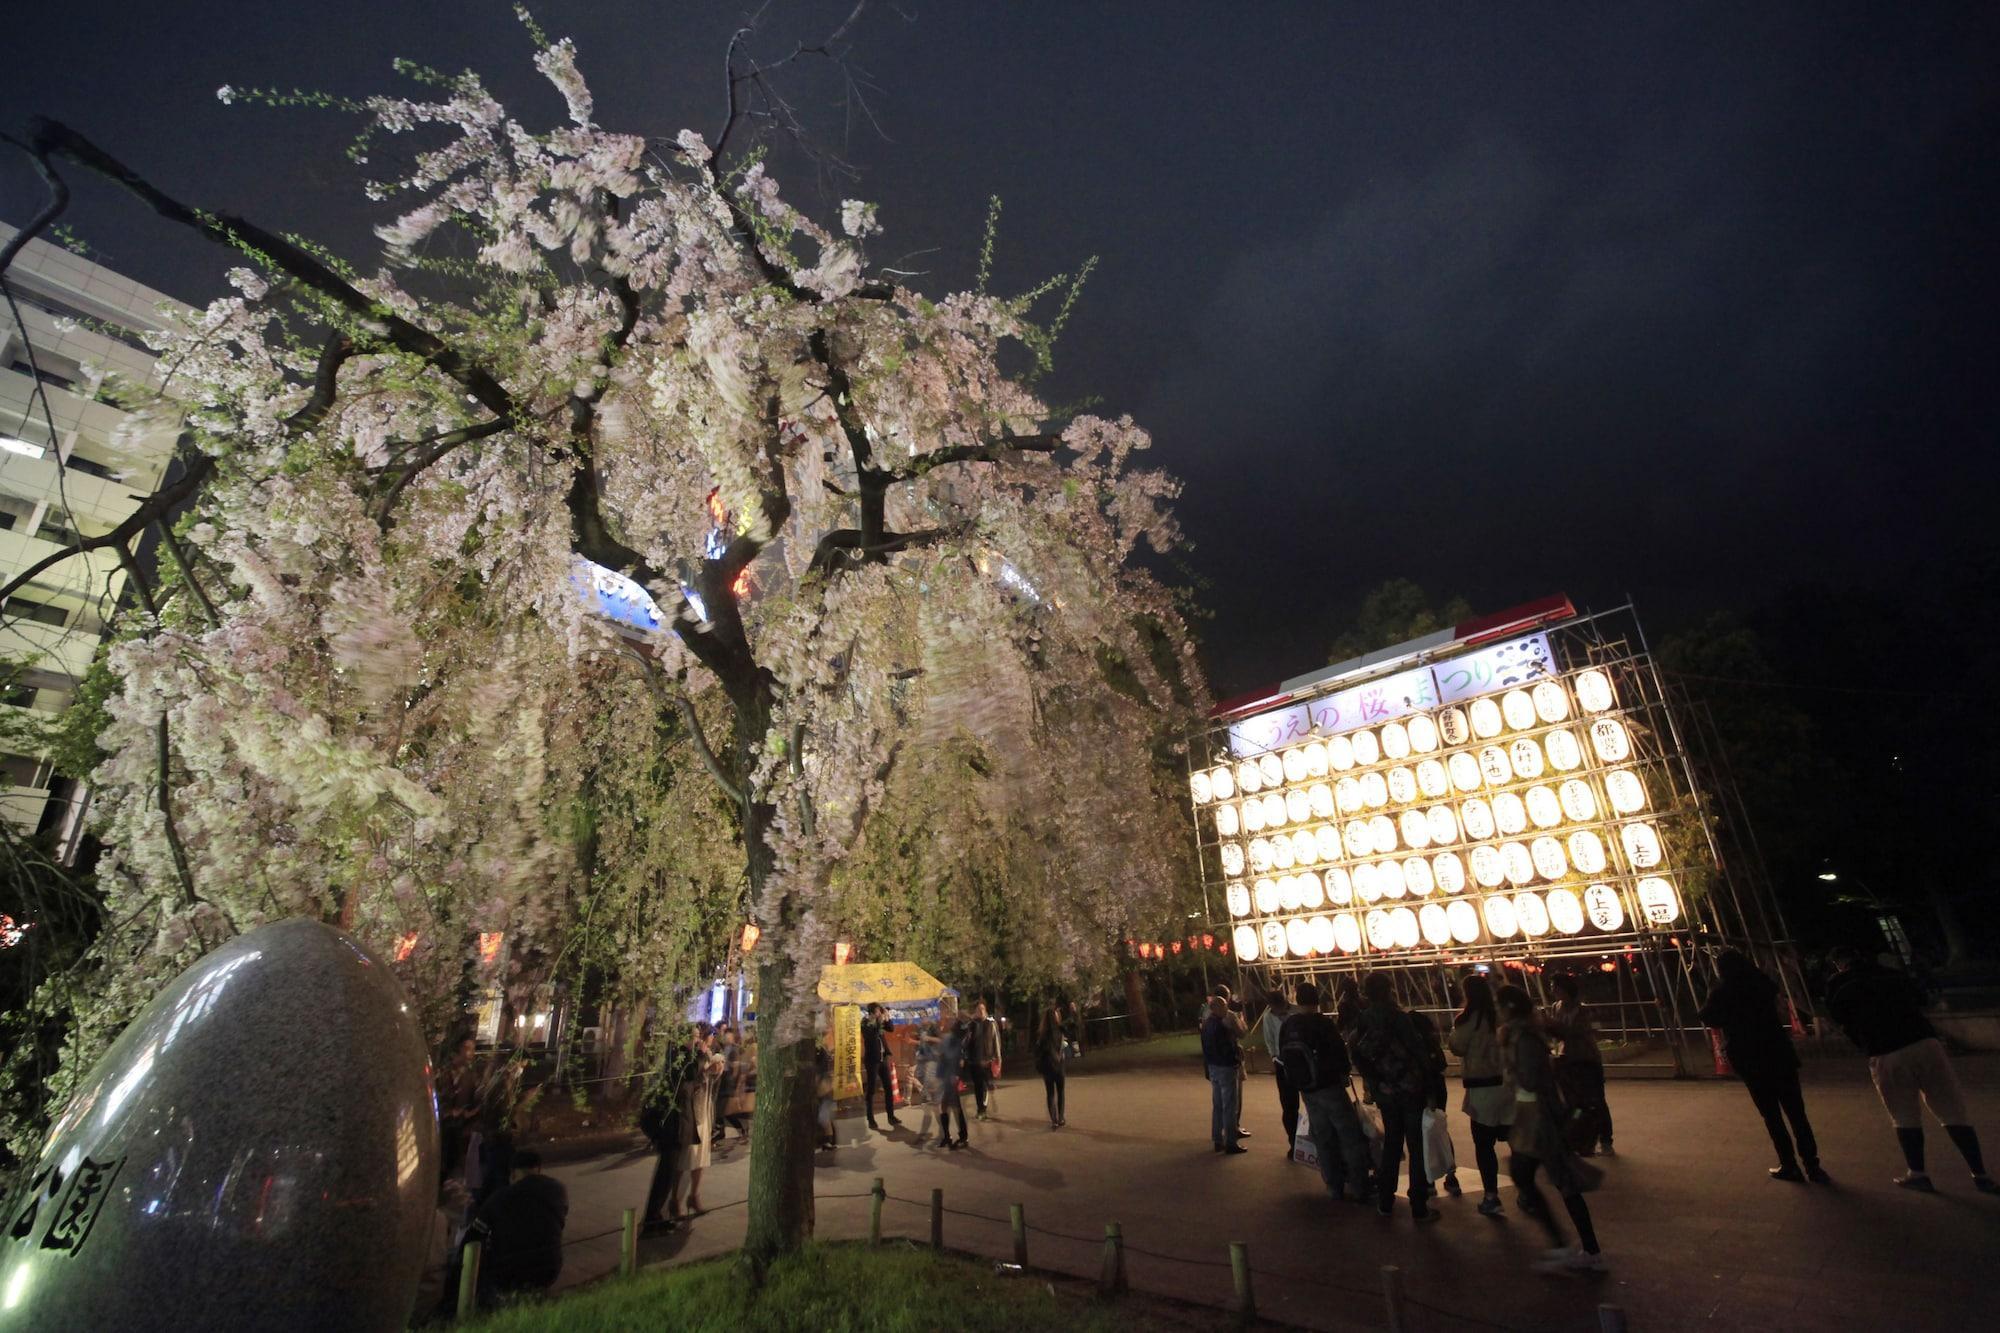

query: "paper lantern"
(1501, 841), (1536, 886)
(1509, 738), (1546, 780)
(1258, 753), (1284, 787)
(1270, 836), (1296, 870)
(1261, 920), (1288, 959)
(1604, 768), (1646, 814)
(1584, 884), (1625, 931)
(1335, 776), (1363, 815)
(1575, 668), (1616, 714)
(1309, 915), (1337, 955)
(1282, 747), (1309, 783)
(1590, 718), (1632, 763)
(1427, 804), (1461, 845)
(1432, 851), (1467, 894)
(1514, 891), (1552, 937)
(1558, 779), (1597, 823)
(1478, 746), (1513, 787)
(1531, 836), (1568, 881)
(1286, 918), (1313, 958)
(1248, 838), (1274, 873)
(1325, 866), (1355, 905)
(1333, 913), (1363, 953)
(1416, 759), (1449, 799)
(1234, 925), (1259, 961)
(1438, 707), (1471, 746)
(1387, 766), (1419, 805)
(1190, 770), (1214, 804)
(1227, 882), (1252, 917)
(1352, 862), (1380, 902)
(1351, 728), (1382, 767)
(1237, 760), (1263, 794)
(1568, 830), (1608, 875)
(1215, 802), (1242, 837)
(1493, 792), (1528, 836)
(1220, 843), (1246, 877)
(1365, 814), (1397, 854)
(1285, 789), (1311, 824)
(1364, 910), (1395, 951)
(1291, 829), (1319, 865)
(1402, 855), (1436, 896)
(1253, 877), (1281, 913)
(1241, 799), (1266, 834)
(1447, 898), (1482, 944)
(1449, 752), (1483, 793)
(1621, 821), (1664, 869)
(1308, 783), (1336, 819)
(1210, 765), (1236, 800)
(1461, 798), (1496, 841)
(1637, 876), (1681, 924)
(1261, 792), (1287, 827)
(1407, 714), (1440, 752)
(1299, 871), (1326, 909)
(1544, 728), (1583, 772)
(1532, 680), (1571, 724)
(1374, 858), (1407, 899)
(1360, 772), (1389, 809)
(1399, 809), (1432, 850)
(1420, 902), (1452, 946)
(1314, 825), (1342, 861)
(1470, 844), (1506, 887)
(1501, 689), (1537, 732)
(1483, 895), (1521, 939)
(1303, 741), (1330, 777)
(1469, 697), (1505, 739)
(1390, 907), (1421, 949)
(1380, 721), (1411, 760)
(1547, 888), (1585, 935)
(1525, 785), (1563, 829)
(1344, 819), (1374, 859)
(1328, 734), (1356, 771)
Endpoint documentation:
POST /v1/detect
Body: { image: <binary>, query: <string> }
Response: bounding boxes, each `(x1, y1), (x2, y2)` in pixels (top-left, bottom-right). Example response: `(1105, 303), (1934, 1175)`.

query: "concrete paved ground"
(547, 1054), (2000, 1331)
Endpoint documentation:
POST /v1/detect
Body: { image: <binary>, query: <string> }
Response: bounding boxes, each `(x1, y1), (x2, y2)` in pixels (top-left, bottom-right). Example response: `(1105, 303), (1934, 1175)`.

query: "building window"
(33, 516), (79, 547)
(64, 455), (116, 480)
(2, 596), (69, 628)
(6, 357), (77, 394)
(1, 684), (35, 708)
(1, 754), (45, 789)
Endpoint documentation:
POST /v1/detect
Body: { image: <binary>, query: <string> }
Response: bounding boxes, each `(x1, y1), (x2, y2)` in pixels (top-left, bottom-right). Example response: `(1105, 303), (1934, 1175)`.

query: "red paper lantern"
(1202, 933), (1214, 949)
(1171, 941), (1183, 955)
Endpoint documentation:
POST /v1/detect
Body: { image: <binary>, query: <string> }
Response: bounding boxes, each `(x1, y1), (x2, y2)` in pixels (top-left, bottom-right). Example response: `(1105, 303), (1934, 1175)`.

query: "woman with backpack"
(1035, 1004), (1069, 1127)
(1497, 984), (1607, 1274)
(1348, 972), (1440, 1222)
(1449, 974), (1516, 1216)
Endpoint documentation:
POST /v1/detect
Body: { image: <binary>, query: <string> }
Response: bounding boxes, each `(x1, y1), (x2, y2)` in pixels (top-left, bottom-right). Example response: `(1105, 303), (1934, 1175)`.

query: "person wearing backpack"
(1280, 982), (1375, 1204)
(1348, 971), (1439, 1221)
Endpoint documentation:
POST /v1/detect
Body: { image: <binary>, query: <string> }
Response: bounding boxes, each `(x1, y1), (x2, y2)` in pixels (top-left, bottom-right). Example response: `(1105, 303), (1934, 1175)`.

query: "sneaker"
(1223, 1143), (1248, 1155)
(1599, 1141), (1616, 1157)
(1895, 1172), (1936, 1192)
(1806, 1163), (1832, 1184)
(1478, 1195), (1504, 1216)
(1532, 1247), (1581, 1276)
(1443, 1175), (1463, 1197)
(1213, 1142), (1226, 1153)
(887, 1116), (903, 1127)
(867, 1119), (881, 1130)
(1566, 1250), (1608, 1273)
(1233, 1128), (1252, 1140)
(1769, 1164), (1804, 1182)
(1412, 1207), (1441, 1224)
(1974, 1175), (1997, 1195)
(936, 1139), (952, 1151)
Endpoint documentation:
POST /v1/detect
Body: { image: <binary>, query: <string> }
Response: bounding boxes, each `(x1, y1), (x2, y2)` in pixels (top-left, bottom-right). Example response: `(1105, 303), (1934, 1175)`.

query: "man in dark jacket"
(861, 1003), (902, 1131)
(1348, 972), (1439, 1221)
(1278, 982), (1374, 1203)
(470, 1150), (568, 1303)
(965, 1002), (1001, 1120)
(1699, 949), (1826, 1183)
(1827, 948), (1994, 1193)
(1201, 996), (1247, 1154)
(638, 1041), (693, 1234)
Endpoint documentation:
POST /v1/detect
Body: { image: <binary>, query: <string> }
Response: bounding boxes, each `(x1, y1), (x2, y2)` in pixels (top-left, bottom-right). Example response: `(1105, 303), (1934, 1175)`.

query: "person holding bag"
(1034, 1004), (1069, 1127)
(1348, 972), (1440, 1222)
(1448, 974), (1516, 1216)
(1278, 982), (1375, 1204)
(1497, 985), (1607, 1275)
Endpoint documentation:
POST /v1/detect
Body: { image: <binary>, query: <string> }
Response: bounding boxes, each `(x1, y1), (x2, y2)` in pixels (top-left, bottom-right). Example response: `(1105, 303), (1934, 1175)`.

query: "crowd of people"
(639, 1021), (756, 1235)
(855, 999), (1081, 1148)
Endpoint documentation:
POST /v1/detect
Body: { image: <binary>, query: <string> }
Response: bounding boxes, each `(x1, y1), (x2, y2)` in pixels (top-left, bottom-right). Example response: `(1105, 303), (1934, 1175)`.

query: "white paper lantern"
(1303, 741), (1330, 777)
(1501, 841), (1536, 886)
(1360, 772), (1389, 809)
(1568, 830), (1608, 875)
(1220, 843), (1246, 877)
(1278, 874), (1303, 911)
(1449, 752), (1483, 793)
(1259, 753), (1284, 787)
(1369, 813), (1399, 852)
(1325, 866), (1354, 905)
(1532, 680), (1572, 724)
(1190, 770), (1213, 804)
(1584, 884), (1625, 932)
(1525, 785), (1563, 829)
(1483, 895), (1520, 939)
(1375, 858), (1407, 899)
(1575, 668), (1617, 714)
(1234, 924), (1260, 961)
(1427, 804), (1461, 845)
(1308, 783), (1337, 820)
(1544, 728), (1583, 772)
(1335, 776), (1364, 815)
(1469, 697), (1505, 739)
(1248, 838), (1274, 873)
(1309, 915), (1337, 955)
(1558, 779), (1597, 823)
(1215, 802), (1242, 837)
(1333, 913), (1363, 953)
(1407, 714), (1440, 752)
(1403, 855), (1436, 896)
(1352, 862), (1380, 902)
(1590, 718), (1632, 763)
(1501, 689), (1538, 732)
(1433, 851), (1467, 894)
(1351, 729), (1382, 767)
(1381, 721), (1412, 760)
(1621, 821), (1664, 869)
(1253, 877), (1281, 913)
(1286, 918), (1312, 958)
(1637, 876), (1681, 924)
(1493, 792), (1528, 836)
(1515, 891), (1552, 937)
(1470, 844), (1507, 888)
(1290, 829), (1319, 865)
(1387, 766), (1419, 805)
(1509, 738), (1546, 780)
(1438, 707), (1471, 746)
(1237, 760), (1263, 794)
(1262, 920), (1288, 959)
(1447, 898), (1482, 944)
(1314, 825), (1342, 862)
(1416, 759), (1449, 799)
(1399, 809), (1433, 850)
(1605, 768), (1646, 814)
(1364, 910), (1395, 951)
(1227, 882), (1252, 918)
(1270, 836), (1296, 870)
(1210, 765), (1236, 800)
(1262, 792), (1287, 828)
(1420, 902), (1453, 946)
(1282, 747), (1309, 784)
(1547, 888), (1586, 935)
(1390, 907), (1421, 949)
(1461, 797), (1496, 841)
(1328, 734), (1356, 771)
(1299, 871), (1326, 910)
(1479, 746), (1513, 787)
(1285, 789), (1312, 824)
(1531, 836), (1568, 881)
(1344, 820), (1373, 859)
(1241, 799), (1266, 834)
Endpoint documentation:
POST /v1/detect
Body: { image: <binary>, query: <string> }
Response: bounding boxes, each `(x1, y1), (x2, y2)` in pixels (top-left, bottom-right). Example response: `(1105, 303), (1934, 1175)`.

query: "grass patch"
(468, 1243), (1156, 1332)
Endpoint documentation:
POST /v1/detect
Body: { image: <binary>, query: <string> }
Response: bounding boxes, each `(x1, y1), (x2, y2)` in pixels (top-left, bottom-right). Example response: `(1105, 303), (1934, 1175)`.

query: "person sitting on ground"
(469, 1149), (568, 1305)
(1277, 982), (1374, 1203)
(1826, 946), (1994, 1194)
(1496, 985), (1607, 1275)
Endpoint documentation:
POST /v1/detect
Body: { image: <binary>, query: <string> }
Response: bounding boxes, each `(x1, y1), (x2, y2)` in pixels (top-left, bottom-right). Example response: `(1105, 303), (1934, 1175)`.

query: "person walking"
(674, 1028), (724, 1215)
(1826, 947), (1995, 1193)
(1700, 949), (1826, 1182)
(1260, 988), (1299, 1151)
(965, 1001), (1001, 1120)
(861, 1003), (902, 1131)
(1408, 999), (1461, 1198)
(933, 1013), (970, 1149)
(1550, 974), (1613, 1156)
(1202, 996), (1248, 1154)
(467, 1150), (568, 1305)
(1449, 974), (1516, 1216)
(638, 1039), (691, 1235)
(1496, 984), (1607, 1274)
(1035, 1004), (1069, 1127)
(1278, 982), (1375, 1203)
(1348, 972), (1439, 1221)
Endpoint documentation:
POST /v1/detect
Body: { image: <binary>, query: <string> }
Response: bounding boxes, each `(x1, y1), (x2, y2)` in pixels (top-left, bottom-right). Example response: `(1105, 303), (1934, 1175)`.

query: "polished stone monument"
(0, 919), (439, 1331)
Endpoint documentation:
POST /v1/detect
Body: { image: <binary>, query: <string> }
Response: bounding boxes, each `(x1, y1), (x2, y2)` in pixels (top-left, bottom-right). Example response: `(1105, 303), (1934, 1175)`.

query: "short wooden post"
(456, 1239), (482, 1321)
(619, 1207), (638, 1276)
(1229, 1241), (1254, 1318)
(1099, 1221), (1127, 1296)
(930, 1187), (944, 1250)
(1011, 1203), (1029, 1267)
(1382, 1264), (1407, 1332)
(1598, 1305), (1629, 1333)
(869, 1177), (885, 1245)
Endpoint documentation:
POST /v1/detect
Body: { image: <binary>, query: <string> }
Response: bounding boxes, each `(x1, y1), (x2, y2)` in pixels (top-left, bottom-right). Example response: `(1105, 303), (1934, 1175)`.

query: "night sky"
(5, 1), (1994, 696)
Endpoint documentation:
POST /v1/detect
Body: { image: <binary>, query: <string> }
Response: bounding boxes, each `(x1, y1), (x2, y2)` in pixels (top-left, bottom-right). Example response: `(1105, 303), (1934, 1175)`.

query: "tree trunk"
(741, 953), (819, 1270)
(1122, 969), (1152, 1040)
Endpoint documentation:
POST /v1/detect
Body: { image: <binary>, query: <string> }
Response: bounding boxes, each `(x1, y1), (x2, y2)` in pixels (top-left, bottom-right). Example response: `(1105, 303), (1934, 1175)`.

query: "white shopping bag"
(1421, 1107), (1457, 1182)
(1292, 1105), (1319, 1169)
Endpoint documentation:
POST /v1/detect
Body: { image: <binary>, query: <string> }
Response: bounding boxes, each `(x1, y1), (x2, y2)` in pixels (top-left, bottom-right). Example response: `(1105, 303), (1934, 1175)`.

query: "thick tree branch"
(890, 433), (1063, 481)
(805, 524), (960, 580)
(151, 518), (219, 626)
(620, 645), (743, 806)
(282, 333), (355, 433)
(0, 449), (214, 606)
(0, 130), (70, 279)
(373, 416), (513, 527)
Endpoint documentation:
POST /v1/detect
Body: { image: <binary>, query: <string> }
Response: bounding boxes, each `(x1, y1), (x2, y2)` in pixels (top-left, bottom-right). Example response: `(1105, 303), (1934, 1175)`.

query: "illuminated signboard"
(572, 558), (668, 636)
